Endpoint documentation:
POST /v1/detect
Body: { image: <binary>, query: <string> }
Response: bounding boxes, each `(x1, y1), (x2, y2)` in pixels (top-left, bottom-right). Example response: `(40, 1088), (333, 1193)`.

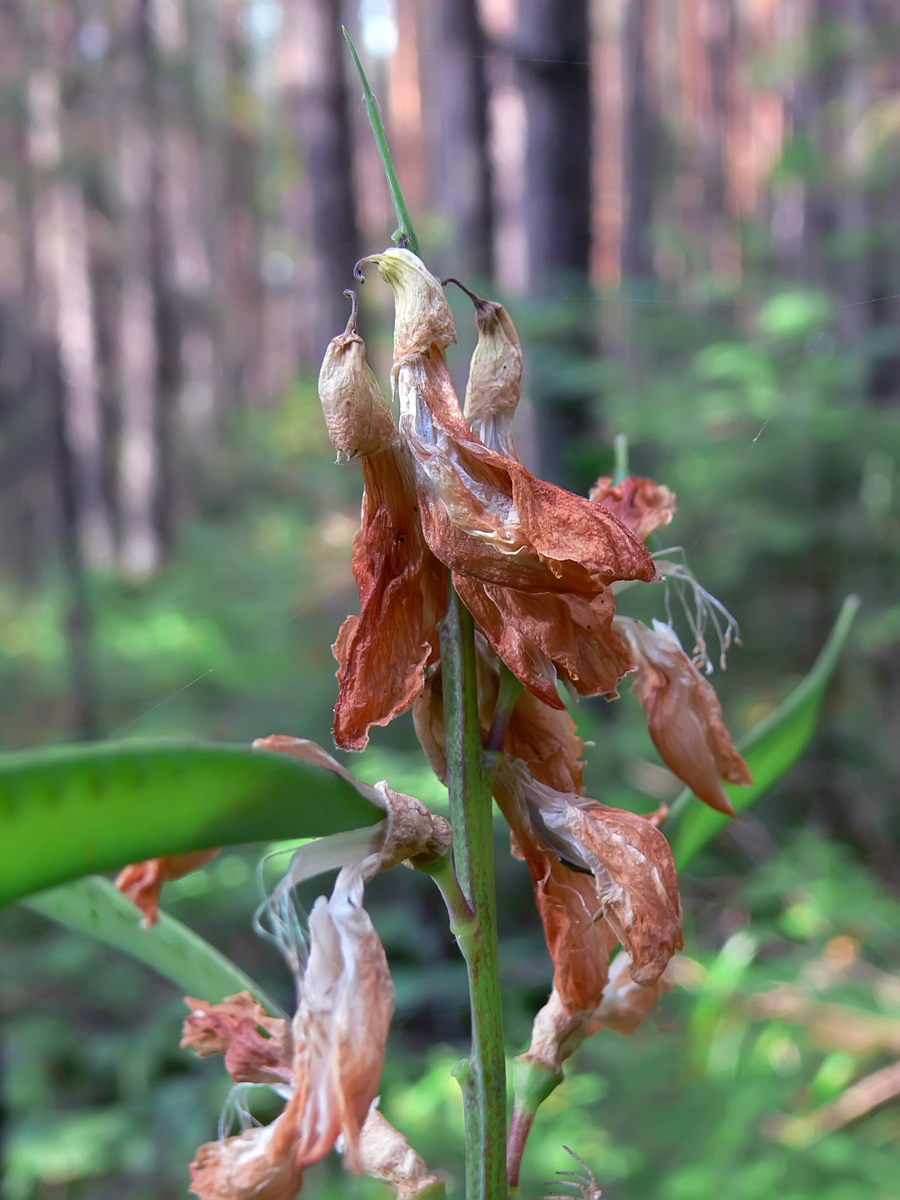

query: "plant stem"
(441, 579), (507, 1200)
(343, 28), (420, 256)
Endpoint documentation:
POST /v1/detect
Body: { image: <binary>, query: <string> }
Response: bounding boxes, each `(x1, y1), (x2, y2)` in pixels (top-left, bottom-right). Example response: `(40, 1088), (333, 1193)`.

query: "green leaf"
(23, 876), (285, 1016)
(343, 26), (420, 256)
(0, 740), (383, 908)
(668, 594), (860, 870)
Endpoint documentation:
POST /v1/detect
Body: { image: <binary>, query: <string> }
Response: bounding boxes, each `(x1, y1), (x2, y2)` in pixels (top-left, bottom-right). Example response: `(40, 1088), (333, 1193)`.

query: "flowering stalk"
(344, 39), (507, 1196)
(441, 581), (507, 1200)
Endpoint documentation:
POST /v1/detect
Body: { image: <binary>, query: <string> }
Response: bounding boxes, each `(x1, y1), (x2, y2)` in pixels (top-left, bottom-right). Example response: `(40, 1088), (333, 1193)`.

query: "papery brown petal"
(504, 687), (585, 795)
(493, 771), (616, 1013)
(115, 848), (220, 926)
(562, 800), (683, 985)
(454, 575), (634, 709)
(182, 993), (293, 1086)
(332, 443), (446, 750)
(359, 1106), (444, 1199)
(615, 618), (752, 816)
(190, 1118), (303, 1200)
(398, 352), (658, 594)
(318, 296), (399, 458)
(586, 950), (673, 1036)
(412, 671), (448, 783)
(589, 475), (677, 542)
(274, 866), (395, 1174)
(365, 249), (457, 360)
(462, 292), (522, 458)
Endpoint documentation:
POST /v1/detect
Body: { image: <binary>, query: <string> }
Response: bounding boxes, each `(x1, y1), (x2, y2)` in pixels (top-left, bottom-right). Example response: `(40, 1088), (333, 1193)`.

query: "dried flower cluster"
(113, 247), (751, 1198)
(325, 247), (750, 1053)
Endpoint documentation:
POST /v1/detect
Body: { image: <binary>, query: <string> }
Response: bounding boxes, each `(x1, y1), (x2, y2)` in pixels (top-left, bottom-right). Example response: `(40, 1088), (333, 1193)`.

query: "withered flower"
(590, 474), (677, 542)
(187, 865), (395, 1198)
(318, 291), (446, 751)
(348, 249), (655, 710)
(494, 758), (682, 1007)
(615, 617), (753, 816)
(115, 848), (220, 926)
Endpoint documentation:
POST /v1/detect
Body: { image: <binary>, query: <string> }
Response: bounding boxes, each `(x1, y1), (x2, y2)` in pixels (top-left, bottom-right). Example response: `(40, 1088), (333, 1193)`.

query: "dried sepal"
(115, 848), (220, 926)
(590, 474), (677, 542)
(182, 992), (293, 1087)
(359, 1105), (445, 1198)
(331, 443), (446, 750)
(318, 290), (399, 459)
(614, 617), (753, 816)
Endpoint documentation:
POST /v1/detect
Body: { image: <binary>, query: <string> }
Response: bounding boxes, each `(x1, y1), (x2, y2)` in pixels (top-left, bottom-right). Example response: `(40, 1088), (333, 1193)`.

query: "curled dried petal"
(359, 1106), (445, 1198)
(451, 281), (522, 457)
(274, 864), (395, 1173)
(615, 617), (753, 816)
(360, 249), (456, 360)
(493, 769), (617, 1013)
(331, 444), (446, 750)
(115, 848), (220, 926)
(318, 291), (399, 459)
(499, 760), (683, 987)
(586, 950), (673, 1036)
(454, 575), (634, 708)
(182, 992), (293, 1087)
(190, 1118), (303, 1200)
(590, 475), (677, 542)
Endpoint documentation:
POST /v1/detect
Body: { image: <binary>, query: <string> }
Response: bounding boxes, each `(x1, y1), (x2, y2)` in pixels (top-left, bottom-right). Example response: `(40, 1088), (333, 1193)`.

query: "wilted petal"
(359, 1105), (444, 1199)
(275, 864), (395, 1174)
(493, 768), (617, 1013)
(363, 248), (457, 360)
(499, 760), (683, 987)
(190, 1117), (303, 1200)
(590, 475), (677, 542)
(615, 617), (753, 816)
(586, 949), (673, 1036)
(115, 849), (220, 926)
(454, 575), (634, 708)
(456, 283), (522, 459)
(318, 291), (399, 459)
(331, 443), (446, 750)
(182, 993), (293, 1087)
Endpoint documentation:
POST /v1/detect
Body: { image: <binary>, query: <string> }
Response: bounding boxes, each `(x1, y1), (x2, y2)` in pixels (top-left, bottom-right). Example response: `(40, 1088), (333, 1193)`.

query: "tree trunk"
(621, 0), (657, 281)
(516, 0), (594, 487)
(424, 0), (494, 279)
(284, 0), (361, 358)
(116, 0), (163, 578)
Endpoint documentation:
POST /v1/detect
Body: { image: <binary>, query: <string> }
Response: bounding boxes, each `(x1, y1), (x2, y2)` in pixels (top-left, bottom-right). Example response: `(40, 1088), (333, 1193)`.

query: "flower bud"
(318, 290), (398, 459)
(357, 249), (456, 361)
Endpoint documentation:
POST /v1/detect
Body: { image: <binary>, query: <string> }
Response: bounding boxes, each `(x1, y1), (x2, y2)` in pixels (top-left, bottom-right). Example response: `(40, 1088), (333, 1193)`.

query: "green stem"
(343, 28), (420, 256)
(441, 579), (507, 1200)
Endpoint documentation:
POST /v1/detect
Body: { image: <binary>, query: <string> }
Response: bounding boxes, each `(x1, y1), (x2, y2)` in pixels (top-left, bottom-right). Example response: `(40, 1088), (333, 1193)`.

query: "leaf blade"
(669, 595), (860, 869)
(23, 876), (285, 1015)
(0, 740), (383, 907)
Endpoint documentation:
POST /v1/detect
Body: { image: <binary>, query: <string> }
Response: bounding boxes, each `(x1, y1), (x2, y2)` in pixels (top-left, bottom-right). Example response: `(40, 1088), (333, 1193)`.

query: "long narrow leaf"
(24, 876), (285, 1016)
(668, 594), (860, 869)
(343, 26), (420, 255)
(0, 740), (383, 908)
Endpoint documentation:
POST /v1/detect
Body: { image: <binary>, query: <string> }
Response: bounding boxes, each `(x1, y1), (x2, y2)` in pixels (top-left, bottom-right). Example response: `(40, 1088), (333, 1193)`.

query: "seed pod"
(446, 278), (522, 457)
(318, 291), (399, 459)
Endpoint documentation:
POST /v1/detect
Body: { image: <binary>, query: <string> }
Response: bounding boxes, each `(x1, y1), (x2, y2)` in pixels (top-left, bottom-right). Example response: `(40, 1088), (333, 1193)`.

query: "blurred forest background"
(1, 0), (900, 1196)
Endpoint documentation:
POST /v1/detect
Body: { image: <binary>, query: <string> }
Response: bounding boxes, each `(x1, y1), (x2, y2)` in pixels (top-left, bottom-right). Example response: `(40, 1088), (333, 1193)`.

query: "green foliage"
(669, 593), (860, 868)
(0, 740), (382, 906)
